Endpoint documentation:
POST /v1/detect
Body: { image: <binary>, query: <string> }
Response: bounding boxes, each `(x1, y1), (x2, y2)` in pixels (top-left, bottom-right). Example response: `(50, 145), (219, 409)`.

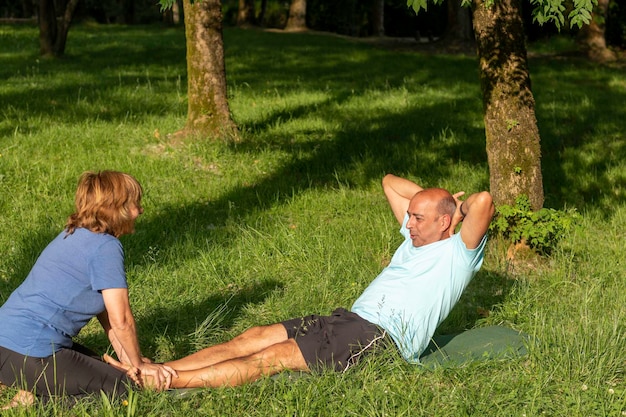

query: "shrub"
(489, 195), (580, 256)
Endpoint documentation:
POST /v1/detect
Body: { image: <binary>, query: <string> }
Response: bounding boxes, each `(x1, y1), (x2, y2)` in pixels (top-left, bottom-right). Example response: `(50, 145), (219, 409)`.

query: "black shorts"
(281, 308), (385, 372)
(0, 343), (131, 401)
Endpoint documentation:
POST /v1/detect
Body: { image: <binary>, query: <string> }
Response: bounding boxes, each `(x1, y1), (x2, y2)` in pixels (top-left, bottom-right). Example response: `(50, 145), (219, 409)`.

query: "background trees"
(2, 0), (622, 204)
(406, 0), (598, 209)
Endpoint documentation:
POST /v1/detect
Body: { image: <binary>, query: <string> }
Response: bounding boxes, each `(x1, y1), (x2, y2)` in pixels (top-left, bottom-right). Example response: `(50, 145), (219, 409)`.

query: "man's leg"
(165, 323), (290, 371)
(170, 337), (308, 388)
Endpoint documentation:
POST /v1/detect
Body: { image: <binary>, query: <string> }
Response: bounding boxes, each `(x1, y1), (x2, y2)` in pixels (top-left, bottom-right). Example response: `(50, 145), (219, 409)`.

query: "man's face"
(405, 192), (446, 247)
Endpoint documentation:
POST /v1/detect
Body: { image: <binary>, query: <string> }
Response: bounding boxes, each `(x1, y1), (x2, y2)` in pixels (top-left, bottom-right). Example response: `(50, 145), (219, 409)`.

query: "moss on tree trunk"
(181, 0), (237, 140)
(472, 0), (544, 210)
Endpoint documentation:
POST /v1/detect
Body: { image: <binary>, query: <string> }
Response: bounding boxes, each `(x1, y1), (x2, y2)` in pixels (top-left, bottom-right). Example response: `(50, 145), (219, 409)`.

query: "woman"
(0, 171), (176, 406)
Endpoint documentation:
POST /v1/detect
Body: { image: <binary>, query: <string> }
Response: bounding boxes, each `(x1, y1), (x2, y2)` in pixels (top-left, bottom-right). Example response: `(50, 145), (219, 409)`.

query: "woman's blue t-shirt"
(0, 228), (127, 357)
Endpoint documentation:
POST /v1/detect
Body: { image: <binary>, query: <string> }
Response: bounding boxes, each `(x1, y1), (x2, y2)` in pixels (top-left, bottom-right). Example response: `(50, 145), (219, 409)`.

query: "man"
(108, 174), (495, 388)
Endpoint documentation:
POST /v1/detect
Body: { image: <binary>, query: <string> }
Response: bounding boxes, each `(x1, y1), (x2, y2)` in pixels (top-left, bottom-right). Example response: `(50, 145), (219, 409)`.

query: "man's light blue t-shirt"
(351, 214), (487, 363)
(0, 228), (127, 357)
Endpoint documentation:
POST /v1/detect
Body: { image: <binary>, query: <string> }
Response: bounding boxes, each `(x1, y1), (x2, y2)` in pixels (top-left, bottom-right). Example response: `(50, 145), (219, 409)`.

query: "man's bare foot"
(103, 354), (142, 386)
(103, 354), (163, 390)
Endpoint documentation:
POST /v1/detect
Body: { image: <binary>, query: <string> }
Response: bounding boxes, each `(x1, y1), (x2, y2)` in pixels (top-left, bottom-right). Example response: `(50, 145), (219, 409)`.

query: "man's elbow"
(475, 191), (495, 219)
(382, 174), (393, 188)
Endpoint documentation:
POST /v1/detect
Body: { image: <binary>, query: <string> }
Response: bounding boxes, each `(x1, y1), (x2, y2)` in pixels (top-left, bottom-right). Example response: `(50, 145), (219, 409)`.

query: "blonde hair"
(65, 171), (143, 237)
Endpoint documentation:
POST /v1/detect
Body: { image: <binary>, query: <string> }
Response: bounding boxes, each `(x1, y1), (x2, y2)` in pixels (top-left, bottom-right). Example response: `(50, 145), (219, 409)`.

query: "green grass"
(1, 24), (625, 416)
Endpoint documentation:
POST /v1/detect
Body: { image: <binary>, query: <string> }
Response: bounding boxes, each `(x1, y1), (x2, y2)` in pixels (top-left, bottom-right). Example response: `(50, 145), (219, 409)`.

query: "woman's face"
(129, 204), (143, 221)
(122, 203), (143, 236)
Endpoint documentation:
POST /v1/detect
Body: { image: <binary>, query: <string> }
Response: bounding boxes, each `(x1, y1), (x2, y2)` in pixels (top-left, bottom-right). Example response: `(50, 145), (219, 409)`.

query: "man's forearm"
(457, 191), (495, 249)
(382, 174), (423, 200)
(382, 174), (423, 224)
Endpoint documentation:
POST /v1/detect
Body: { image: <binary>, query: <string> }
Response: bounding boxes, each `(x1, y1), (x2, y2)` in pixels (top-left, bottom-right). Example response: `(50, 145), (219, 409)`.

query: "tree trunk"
(39, 0), (57, 56)
(446, 0), (472, 41)
(577, 0), (616, 62)
(22, 0), (35, 18)
(53, 0), (79, 55)
(180, 0), (237, 140)
(472, 0), (544, 210)
(163, 0), (182, 25)
(285, 0), (307, 31)
(371, 0), (384, 37)
(119, 0), (135, 24)
(237, 0), (256, 27)
(38, 0), (79, 57)
(258, 0), (268, 26)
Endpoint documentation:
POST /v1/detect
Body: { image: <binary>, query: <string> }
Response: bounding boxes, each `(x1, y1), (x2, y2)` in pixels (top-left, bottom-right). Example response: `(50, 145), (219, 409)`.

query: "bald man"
(108, 174), (495, 389)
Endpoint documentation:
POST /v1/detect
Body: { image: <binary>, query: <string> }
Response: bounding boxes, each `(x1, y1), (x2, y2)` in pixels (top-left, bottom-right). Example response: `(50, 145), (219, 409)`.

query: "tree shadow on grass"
(531, 56), (626, 213)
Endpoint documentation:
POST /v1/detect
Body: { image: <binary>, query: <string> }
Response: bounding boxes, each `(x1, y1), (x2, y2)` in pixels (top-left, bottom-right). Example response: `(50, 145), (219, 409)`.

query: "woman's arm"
(100, 288), (177, 389)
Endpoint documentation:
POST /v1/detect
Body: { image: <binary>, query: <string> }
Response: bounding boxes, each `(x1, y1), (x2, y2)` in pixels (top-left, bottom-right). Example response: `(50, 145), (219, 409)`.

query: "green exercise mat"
(419, 325), (530, 369)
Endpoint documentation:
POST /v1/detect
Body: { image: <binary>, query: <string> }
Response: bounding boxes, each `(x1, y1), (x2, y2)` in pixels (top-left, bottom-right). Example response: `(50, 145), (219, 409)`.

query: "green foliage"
(490, 195), (580, 255)
(407, 0), (596, 30)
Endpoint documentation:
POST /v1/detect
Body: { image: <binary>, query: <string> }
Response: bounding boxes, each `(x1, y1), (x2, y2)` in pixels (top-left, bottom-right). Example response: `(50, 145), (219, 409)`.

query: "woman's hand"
(104, 355), (178, 390)
(137, 362), (178, 391)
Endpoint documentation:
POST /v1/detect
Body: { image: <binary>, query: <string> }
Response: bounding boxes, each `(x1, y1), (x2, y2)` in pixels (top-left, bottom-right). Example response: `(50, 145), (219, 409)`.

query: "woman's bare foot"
(1, 388), (34, 410)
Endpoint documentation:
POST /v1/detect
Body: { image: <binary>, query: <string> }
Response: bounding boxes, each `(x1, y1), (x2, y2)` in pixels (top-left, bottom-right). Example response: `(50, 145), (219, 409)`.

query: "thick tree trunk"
(472, 0), (544, 210)
(371, 0), (384, 37)
(285, 0), (306, 31)
(578, 0), (616, 62)
(180, 0), (237, 140)
(237, 0), (256, 27)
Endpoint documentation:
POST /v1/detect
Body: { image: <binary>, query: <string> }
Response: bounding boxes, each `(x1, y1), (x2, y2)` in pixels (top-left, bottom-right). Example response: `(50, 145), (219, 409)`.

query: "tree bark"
(54, 0), (79, 55)
(446, 0), (472, 41)
(371, 0), (384, 37)
(237, 0), (256, 27)
(22, 0), (35, 18)
(285, 0), (307, 31)
(472, 0), (544, 210)
(180, 0), (237, 140)
(577, 0), (616, 62)
(39, 0), (57, 56)
(38, 0), (79, 57)
(258, 0), (268, 26)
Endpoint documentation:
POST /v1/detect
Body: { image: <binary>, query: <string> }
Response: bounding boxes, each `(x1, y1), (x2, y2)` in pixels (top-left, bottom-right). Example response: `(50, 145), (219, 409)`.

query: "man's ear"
(440, 214), (452, 231)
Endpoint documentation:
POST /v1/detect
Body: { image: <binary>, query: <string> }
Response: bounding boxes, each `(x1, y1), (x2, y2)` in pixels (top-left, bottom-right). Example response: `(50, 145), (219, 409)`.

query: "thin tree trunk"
(258, 0), (268, 26)
(371, 0), (384, 37)
(22, 0), (35, 18)
(472, 0), (544, 210)
(578, 0), (616, 62)
(179, 0), (237, 140)
(39, 0), (57, 56)
(446, 0), (472, 41)
(53, 0), (80, 55)
(38, 0), (79, 57)
(237, 0), (256, 27)
(285, 0), (306, 31)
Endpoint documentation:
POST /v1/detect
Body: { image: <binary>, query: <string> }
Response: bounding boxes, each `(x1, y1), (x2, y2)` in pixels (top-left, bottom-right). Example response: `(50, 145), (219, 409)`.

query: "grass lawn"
(0, 23), (625, 416)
